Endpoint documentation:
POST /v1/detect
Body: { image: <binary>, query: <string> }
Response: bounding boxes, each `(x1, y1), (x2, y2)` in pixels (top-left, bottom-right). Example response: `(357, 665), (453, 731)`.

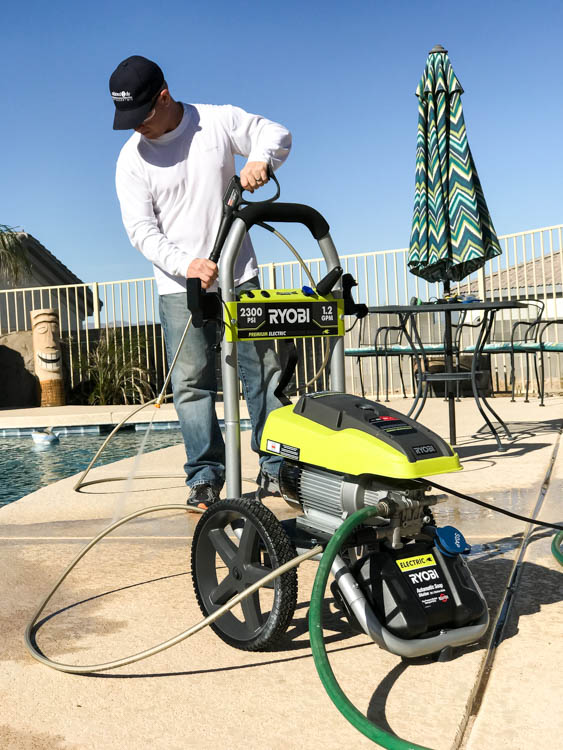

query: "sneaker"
(187, 484), (220, 511)
(255, 470), (282, 498)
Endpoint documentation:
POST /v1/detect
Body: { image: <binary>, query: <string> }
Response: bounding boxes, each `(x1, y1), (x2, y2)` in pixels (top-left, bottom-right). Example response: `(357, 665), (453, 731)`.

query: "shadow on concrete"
(456, 440), (551, 460)
(454, 417), (562, 455)
(473, 418), (562, 439)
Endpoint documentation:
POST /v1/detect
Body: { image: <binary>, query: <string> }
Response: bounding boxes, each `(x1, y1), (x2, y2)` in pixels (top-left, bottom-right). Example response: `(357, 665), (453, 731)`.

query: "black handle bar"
(235, 202), (330, 240)
(209, 168), (331, 264)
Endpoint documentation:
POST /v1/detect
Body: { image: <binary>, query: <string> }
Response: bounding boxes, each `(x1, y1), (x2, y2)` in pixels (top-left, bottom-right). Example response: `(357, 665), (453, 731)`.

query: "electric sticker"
(396, 553), (436, 571)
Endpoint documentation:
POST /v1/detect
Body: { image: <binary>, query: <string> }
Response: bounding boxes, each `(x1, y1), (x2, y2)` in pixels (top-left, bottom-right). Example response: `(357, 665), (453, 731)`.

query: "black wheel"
(191, 498), (298, 651)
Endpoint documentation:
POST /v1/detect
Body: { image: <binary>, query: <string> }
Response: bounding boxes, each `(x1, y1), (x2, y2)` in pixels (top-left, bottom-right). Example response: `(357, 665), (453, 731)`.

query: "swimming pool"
(0, 421), (250, 506)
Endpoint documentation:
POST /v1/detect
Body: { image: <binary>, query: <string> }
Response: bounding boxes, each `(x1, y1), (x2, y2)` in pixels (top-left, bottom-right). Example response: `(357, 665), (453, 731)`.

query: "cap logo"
(111, 90), (133, 102)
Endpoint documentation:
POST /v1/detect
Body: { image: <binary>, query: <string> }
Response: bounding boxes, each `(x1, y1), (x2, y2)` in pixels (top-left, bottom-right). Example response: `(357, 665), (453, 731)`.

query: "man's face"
(134, 90), (170, 139)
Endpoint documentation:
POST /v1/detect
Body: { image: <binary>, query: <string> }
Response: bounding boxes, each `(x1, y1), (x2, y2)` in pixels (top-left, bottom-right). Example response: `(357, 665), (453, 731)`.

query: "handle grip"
(316, 266), (343, 297)
(209, 167), (281, 264)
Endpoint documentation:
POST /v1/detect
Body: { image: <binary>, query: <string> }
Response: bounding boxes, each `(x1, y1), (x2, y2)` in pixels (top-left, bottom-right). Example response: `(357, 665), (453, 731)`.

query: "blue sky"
(2, 0), (562, 283)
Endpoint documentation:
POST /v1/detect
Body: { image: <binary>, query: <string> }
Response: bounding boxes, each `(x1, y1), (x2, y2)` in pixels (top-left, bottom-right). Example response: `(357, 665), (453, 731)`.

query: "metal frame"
(218, 218), (345, 498)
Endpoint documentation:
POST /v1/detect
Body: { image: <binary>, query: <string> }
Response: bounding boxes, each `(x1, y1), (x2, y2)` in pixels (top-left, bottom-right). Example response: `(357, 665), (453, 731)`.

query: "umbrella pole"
(443, 281), (457, 445)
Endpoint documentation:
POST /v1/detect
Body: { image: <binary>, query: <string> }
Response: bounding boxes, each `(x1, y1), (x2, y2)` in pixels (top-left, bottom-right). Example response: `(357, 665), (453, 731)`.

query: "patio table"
(363, 301), (526, 451)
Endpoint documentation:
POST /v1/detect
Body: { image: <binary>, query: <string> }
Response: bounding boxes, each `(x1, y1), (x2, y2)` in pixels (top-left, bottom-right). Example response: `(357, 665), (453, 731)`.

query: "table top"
(367, 300), (527, 314)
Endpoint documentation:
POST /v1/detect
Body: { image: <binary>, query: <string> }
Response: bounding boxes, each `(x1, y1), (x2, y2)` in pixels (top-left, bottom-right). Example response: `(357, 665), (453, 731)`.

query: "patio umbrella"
(407, 46), (502, 445)
(408, 45), (502, 285)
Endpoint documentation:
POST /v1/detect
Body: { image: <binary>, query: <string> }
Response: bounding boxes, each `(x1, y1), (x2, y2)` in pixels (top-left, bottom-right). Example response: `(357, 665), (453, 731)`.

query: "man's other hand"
(187, 258), (218, 289)
(240, 161), (269, 193)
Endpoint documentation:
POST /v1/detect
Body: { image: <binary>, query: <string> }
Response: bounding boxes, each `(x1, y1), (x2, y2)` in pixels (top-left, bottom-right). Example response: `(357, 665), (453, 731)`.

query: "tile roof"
(458, 250), (562, 297)
(18, 232), (85, 285)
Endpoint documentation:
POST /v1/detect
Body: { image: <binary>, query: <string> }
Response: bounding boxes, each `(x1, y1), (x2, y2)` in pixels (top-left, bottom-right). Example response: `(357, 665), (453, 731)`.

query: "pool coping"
(0, 400), (250, 433)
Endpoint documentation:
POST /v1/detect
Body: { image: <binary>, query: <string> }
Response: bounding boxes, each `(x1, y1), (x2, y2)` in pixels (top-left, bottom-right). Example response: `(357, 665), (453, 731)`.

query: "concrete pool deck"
(1, 395), (562, 749)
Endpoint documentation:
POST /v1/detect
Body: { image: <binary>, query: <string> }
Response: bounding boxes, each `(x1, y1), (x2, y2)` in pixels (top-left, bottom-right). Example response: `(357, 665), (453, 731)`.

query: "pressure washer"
(25, 169), (563, 749)
(185, 169), (489, 657)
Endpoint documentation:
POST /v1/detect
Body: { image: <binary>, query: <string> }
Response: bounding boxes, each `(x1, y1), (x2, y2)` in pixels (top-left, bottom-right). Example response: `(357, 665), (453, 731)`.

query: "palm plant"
(0, 226), (30, 284)
(84, 329), (155, 405)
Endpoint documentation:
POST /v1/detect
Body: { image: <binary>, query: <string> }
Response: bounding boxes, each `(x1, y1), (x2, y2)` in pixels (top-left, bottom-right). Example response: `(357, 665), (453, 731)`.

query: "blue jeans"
(159, 278), (283, 490)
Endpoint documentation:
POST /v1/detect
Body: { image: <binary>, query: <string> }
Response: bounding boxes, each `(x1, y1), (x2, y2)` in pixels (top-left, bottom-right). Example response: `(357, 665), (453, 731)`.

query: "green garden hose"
(309, 506), (432, 750)
(552, 530), (563, 566)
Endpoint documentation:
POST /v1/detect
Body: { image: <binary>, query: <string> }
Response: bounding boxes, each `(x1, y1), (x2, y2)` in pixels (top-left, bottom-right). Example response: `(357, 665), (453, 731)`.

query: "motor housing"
(261, 392), (462, 480)
(279, 460), (433, 538)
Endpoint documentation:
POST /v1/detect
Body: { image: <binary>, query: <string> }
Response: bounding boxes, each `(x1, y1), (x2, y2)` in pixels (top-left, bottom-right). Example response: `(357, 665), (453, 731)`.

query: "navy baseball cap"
(109, 55), (165, 130)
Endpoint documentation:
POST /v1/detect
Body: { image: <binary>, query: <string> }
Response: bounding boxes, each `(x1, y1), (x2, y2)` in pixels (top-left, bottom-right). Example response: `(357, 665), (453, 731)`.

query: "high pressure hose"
(25, 504), (562, 742)
(24, 502), (322, 673)
(73, 312), (195, 492)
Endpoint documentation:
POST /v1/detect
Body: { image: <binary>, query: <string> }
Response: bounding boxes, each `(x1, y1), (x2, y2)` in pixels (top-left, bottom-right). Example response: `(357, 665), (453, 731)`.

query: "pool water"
(0, 428), (189, 507)
(1, 419), (253, 507)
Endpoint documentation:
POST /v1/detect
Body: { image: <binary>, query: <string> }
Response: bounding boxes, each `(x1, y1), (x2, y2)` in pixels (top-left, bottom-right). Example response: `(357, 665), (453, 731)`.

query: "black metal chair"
(459, 299), (545, 401)
(345, 314), (446, 402)
(519, 316), (563, 406)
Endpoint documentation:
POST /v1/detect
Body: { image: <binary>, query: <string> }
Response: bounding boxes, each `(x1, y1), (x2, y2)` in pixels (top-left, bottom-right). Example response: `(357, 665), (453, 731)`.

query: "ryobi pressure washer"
(187, 170), (489, 657)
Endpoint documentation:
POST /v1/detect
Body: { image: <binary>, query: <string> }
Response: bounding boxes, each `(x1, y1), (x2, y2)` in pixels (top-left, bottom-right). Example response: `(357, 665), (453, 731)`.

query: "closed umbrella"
(408, 46), (502, 444)
(408, 45), (502, 284)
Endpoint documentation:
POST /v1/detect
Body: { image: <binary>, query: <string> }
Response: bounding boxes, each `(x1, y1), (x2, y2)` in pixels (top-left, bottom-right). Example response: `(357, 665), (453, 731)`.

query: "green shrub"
(83, 329), (155, 405)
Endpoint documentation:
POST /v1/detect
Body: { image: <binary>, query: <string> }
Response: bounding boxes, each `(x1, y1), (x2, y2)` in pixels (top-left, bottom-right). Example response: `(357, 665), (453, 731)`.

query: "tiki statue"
(30, 308), (65, 406)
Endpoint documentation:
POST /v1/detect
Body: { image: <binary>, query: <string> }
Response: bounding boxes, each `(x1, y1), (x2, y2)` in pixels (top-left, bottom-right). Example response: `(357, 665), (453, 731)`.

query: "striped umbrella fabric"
(408, 46), (502, 284)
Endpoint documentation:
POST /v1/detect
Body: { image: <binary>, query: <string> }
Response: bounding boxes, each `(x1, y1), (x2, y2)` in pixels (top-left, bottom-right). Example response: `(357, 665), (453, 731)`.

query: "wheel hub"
(191, 498), (298, 650)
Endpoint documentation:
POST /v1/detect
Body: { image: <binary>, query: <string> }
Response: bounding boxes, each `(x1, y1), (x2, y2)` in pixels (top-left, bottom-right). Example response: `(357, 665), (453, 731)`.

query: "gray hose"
(73, 313), (194, 492)
(24, 502), (322, 673)
(72, 394), (184, 491)
(267, 227), (331, 388)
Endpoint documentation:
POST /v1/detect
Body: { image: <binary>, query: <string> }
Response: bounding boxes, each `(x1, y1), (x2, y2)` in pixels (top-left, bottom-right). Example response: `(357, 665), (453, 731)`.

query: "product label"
(236, 299), (340, 339)
(397, 553), (450, 609)
(266, 439), (300, 460)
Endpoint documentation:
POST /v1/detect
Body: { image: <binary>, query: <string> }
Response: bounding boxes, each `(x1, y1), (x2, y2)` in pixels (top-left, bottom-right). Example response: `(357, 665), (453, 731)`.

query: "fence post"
(478, 267), (486, 301)
(92, 282), (101, 329)
(267, 263), (276, 289)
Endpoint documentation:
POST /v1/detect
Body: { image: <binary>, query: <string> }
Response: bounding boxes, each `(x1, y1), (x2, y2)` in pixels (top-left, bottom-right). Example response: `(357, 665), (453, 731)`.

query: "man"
(109, 55), (291, 510)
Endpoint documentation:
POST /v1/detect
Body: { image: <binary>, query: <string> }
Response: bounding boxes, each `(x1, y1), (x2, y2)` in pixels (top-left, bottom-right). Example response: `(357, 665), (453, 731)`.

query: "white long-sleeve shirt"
(115, 103), (292, 295)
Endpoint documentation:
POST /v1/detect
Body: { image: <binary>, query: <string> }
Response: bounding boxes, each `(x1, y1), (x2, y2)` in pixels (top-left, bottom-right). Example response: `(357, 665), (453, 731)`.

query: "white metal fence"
(1, 224), (561, 399)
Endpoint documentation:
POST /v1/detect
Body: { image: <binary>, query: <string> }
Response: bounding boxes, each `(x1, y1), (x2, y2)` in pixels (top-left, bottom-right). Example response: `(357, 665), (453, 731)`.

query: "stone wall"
(0, 332), (39, 408)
